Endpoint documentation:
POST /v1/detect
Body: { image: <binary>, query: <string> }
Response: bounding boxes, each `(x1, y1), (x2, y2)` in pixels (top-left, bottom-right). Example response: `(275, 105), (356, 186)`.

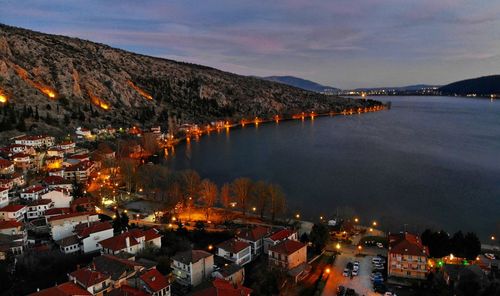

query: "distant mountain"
(439, 75), (500, 96)
(263, 76), (339, 93)
(355, 84), (439, 92)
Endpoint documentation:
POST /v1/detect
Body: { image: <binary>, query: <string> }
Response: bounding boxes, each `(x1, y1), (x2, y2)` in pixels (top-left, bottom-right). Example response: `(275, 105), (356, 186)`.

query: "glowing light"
(208, 245), (213, 251)
(171, 217), (177, 221)
(372, 221), (377, 226)
(252, 207), (256, 212)
(492, 236), (496, 241)
(0, 93), (7, 103)
(295, 214), (300, 219)
(335, 243), (341, 250)
(127, 80), (153, 100)
(325, 268), (330, 274)
(369, 228), (373, 232)
(354, 218), (359, 223)
(450, 253), (454, 260)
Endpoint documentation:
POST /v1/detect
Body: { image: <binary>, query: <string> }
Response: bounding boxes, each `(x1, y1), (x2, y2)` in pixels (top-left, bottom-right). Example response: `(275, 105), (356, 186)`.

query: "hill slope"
(263, 76), (339, 93)
(439, 75), (500, 96)
(0, 24), (379, 136)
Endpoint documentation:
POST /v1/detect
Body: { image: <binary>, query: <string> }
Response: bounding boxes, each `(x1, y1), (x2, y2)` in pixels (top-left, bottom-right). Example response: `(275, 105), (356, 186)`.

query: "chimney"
(126, 236), (130, 249)
(151, 276), (156, 282)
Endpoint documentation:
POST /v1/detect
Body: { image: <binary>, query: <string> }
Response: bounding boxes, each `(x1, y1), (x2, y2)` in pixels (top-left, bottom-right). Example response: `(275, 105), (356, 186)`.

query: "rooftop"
(216, 239), (250, 254)
(172, 249), (213, 265)
(139, 268), (170, 292)
(28, 281), (92, 296)
(237, 226), (270, 242)
(192, 278), (252, 296)
(75, 221), (112, 238)
(70, 268), (110, 287)
(267, 229), (295, 241)
(0, 204), (26, 212)
(388, 232), (428, 257)
(269, 239), (306, 255)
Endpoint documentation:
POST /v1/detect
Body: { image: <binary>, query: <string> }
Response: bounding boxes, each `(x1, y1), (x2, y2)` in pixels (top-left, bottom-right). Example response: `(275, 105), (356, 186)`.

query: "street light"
(369, 228), (373, 232)
(335, 243), (341, 250)
(208, 245), (213, 251)
(354, 218), (359, 223)
(372, 221), (377, 227)
(325, 268), (331, 274)
(252, 207), (256, 212)
(295, 214), (300, 219)
(492, 236), (496, 241)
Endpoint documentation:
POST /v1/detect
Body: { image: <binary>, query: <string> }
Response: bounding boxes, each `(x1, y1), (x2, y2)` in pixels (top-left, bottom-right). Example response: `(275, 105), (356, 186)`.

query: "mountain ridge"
(262, 75), (339, 93)
(439, 75), (500, 96)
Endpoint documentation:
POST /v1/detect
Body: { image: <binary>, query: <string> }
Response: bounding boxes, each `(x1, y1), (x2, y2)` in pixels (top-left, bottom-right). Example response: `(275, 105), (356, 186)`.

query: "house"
(268, 239), (309, 282)
(133, 268), (171, 296)
(442, 264), (488, 292)
(58, 234), (81, 254)
(213, 257), (246, 286)
(14, 135), (55, 148)
(26, 199), (54, 219)
(42, 175), (74, 192)
(28, 281), (92, 296)
(57, 140), (76, 154)
(99, 228), (162, 255)
(67, 153), (91, 164)
(216, 238), (252, 266)
(76, 127), (93, 139)
(263, 228), (298, 254)
(0, 187), (9, 208)
(0, 204), (27, 221)
(64, 160), (95, 183)
(20, 185), (48, 201)
(48, 212), (99, 241)
(0, 220), (27, 257)
(387, 232), (429, 280)
(47, 147), (65, 158)
(75, 221), (114, 253)
(236, 226), (270, 259)
(44, 155), (64, 170)
(0, 158), (14, 175)
(41, 189), (73, 208)
(92, 254), (145, 288)
(192, 278), (252, 296)
(0, 179), (14, 190)
(171, 249), (214, 287)
(48, 168), (65, 178)
(12, 153), (32, 170)
(9, 172), (25, 187)
(71, 197), (96, 212)
(69, 267), (113, 295)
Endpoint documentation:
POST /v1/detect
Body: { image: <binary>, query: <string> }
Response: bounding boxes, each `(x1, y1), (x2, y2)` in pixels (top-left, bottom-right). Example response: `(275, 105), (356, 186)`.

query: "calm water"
(165, 96), (500, 240)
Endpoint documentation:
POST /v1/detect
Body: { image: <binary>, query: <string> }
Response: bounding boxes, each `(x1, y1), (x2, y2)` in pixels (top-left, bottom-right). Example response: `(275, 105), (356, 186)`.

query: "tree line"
(421, 229), (481, 260)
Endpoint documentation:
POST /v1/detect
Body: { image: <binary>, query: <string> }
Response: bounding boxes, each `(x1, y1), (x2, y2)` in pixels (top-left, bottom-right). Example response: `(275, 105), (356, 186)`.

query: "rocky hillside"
(0, 24), (380, 136)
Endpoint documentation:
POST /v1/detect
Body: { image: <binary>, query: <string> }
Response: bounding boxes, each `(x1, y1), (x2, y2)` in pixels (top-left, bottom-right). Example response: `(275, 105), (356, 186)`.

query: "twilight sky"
(1, 0), (499, 89)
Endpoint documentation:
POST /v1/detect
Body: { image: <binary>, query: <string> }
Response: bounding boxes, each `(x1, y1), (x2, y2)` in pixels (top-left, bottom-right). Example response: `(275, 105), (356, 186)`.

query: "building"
(48, 212), (99, 241)
(99, 228), (162, 255)
(92, 254), (145, 288)
(43, 175), (74, 192)
(76, 127), (92, 139)
(57, 140), (76, 154)
(134, 268), (171, 296)
(0, 220), (27, 257)
(28, 281), (92, 296)
(64, 160), (95, 183)
(26, 199), (54, 220)
(263, 228), (298, 254)
(69, 267), (113, 295)
(58, 235), (81, 254)
(14, 135), (55, 148)
(11, 153), (31, 171)
(192, 278), (252, 296)
(0, 187), (9, 208)
(0, 179), (14, 190)
(20, 185), (48, 201)
(236, 226), (270, 259)
(213, 257), (246, 286)
(75, 221), (114, 253)
(0, 204), (27, 221)
(71, 197), (96, 212)
(387, 232), (429, 280)
(41, 189), (73, 208)
(268, 239), (309, 282)
(171, 249), (214, 287)
(216, 238), (252, 266)
(0, 159), (14, 175)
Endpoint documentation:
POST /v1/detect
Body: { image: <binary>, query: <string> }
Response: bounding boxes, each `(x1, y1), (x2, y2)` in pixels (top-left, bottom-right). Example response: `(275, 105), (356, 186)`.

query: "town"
(0, 123), (498, 296)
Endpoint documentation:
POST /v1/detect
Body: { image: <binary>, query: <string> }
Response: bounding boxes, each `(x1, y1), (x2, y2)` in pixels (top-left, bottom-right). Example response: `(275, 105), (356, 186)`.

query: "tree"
(309, 223), (329, 253)
(463, 232), (481, 260)
(231, 178), (252, 215)
(268, 183), (286, 221)
(251, 180), (268, 219)
(120, 211), (129, 229)
(199, 179), (218, 220)
(220, 183), (231, 208)
(182, 170), (201, 205)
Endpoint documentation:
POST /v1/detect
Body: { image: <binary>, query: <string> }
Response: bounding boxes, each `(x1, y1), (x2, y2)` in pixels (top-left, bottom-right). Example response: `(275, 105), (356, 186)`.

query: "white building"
(20, 185), (48, 201)
(263, 228), (298, 254)
(75, 127), (92, 139)
(48, 212), (99, 241)
(41, 189), (72, 208)
(75, 221), (114, 253)
(99, 228), (162, 255)
(26, 199), (54, 220)
(0, 187), (9, 208)
(171, 250), (214, 287)
(14, 135), (55, 148)
(0, 204), (27, 221)
(216, 239), (252, 266)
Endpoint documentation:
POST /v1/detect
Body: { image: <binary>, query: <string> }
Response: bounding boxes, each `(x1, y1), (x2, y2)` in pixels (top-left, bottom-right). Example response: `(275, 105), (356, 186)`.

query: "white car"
(352, 269), (359, 276)
(377, 242), (384, 248)
(484, 253), (496, 260)
(343, 268), (350, 277)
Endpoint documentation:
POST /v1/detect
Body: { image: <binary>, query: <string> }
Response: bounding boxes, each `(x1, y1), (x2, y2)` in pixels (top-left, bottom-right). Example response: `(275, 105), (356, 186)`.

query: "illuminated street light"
(320, 216), (323, 220)
(492, 236), (496, 241)
(372, 221), (377, 227)
(354, 218), (359, 223)
(208, 245), (213, 251)
(295, 214), (300, 219)
(252, 207), (256, 212)
(369, 228), (373, 232)
(335, 243), (341, 250)
(123, 209), (128, 213)
(325, 268), (331, 274)
(171, 217), (177, 221)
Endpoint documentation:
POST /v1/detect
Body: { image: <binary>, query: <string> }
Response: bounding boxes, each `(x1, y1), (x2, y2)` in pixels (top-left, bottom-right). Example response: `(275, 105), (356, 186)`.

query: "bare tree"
(268, 184), (286, 222)
(200, 179), (218, 220)
(182, 170), (201, 206)
(231, 178), (252, 215)
(220, 183), (231, 208)
(251, 180), (269, 219)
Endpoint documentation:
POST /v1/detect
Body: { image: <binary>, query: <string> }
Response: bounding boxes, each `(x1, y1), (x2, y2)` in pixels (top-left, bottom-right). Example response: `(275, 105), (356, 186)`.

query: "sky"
(1, 0), (500, 89)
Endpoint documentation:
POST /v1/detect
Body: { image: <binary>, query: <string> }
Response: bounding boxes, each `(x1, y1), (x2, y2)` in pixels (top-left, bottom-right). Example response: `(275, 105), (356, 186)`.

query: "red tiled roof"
(388, 232), (428, 257)
(69, 154), (89, 159)
(0, 187), (8, 193)
(0, 204), (26, 212)
(267, 229), (295, 241)
(140, 269), (169, 292)
(108, 285), (148, 296)
(193, 278), (252, 296)
(269, 239), (306, 255)
(44, 176), (71, 185)
(130, 228), (162, 241)
(71, 197), (95, 206)
(70, 268), (110, 287)
(0, 158), (12, 167)
(28, 281), (92, 296)
(172, 250), (213, 265)
(216, 239), (250, 254)
(237, 226), (270, 242)
(66, 160), (93, 171)
(22, 185), (45, 194)
(45, 207), (71, 216)
(75, 221), (112, 238)
(12, 153), (30, 158)
(48, 212), (94, 222)
(0, 220), (23, 229)
(98, 231), (140, 252)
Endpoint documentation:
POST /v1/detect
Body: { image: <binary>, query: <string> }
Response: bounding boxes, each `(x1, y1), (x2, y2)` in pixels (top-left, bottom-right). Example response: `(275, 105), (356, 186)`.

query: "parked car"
(343, 268), (351, 277)
(346, 262), (354, 270)
(353, 261), (360, 270)
(337, 286), (345, 296)
(376, 242), (384, 248)
(373, 264), (385, 270)
(345, 288), (356, 296)
(372, 257), (385, 264)
(484, 253), (496, 260)
(370, 272), (383, 280)
(352, 269), (359, 276)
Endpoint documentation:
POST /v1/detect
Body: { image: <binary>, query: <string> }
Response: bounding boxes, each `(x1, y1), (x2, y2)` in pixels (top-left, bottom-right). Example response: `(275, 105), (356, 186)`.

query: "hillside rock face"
(0, 24), (379, 135)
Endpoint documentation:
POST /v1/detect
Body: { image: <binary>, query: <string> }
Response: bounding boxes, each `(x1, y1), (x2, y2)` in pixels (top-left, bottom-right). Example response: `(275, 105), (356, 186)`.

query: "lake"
(164, 96), (500, 240)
